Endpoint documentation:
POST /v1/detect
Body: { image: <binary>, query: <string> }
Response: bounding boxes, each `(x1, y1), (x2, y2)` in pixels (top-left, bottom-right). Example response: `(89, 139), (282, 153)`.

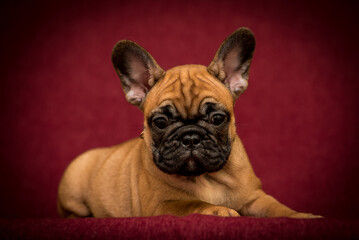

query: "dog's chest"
(191, 176), (232, 206)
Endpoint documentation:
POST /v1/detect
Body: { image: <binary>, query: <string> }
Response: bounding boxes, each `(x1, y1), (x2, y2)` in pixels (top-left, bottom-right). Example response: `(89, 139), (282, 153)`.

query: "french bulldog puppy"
(58, 28), (320, 218)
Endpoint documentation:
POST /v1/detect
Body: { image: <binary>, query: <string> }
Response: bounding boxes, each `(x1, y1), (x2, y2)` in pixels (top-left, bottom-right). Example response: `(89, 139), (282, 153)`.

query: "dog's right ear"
(112, 40), (165, 110)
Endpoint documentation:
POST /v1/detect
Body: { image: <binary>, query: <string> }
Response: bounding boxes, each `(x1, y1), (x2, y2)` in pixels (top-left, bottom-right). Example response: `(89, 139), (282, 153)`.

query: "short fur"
(58, 28), (320, 218)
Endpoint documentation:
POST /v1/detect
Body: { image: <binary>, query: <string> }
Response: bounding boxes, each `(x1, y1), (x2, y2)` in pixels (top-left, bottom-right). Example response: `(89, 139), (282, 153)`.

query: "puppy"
(58, 28), (320, 218)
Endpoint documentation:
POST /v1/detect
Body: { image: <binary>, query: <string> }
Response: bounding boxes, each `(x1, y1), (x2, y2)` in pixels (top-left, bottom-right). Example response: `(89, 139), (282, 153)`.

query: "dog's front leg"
(154, 200), (240, 217)
(240, 190), (321, 218)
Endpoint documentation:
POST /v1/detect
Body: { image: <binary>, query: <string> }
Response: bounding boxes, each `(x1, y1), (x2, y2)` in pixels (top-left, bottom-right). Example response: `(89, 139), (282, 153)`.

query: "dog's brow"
(199, 101), (228, 115)
(204, 102), (217, 114)
(152, 103), (179, 118)
(160, 105), (175, 117)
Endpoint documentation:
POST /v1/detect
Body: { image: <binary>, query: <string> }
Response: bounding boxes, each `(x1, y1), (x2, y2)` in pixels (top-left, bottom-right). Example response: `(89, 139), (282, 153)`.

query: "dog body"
(58, 133), (258, 217)
(58, 29), (319, 218)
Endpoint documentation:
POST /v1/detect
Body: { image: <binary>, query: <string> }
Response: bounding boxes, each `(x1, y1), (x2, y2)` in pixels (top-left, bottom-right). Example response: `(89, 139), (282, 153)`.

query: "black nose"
(182, 133), (201, 147)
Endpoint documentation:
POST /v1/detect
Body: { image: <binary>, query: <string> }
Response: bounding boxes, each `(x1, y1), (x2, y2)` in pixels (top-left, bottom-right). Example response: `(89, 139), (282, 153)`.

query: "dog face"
(144, 65), (235, 176)
(112, 28), (255, 176)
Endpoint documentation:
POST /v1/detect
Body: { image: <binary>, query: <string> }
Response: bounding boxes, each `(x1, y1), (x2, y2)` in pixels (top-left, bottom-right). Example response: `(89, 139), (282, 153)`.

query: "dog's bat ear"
(112, 40), (165, 110)
(208, 28), (255, 99)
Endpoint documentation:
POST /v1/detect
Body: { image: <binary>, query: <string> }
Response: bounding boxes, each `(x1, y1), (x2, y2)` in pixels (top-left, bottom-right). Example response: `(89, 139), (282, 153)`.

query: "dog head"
(112, 28), (255, 176)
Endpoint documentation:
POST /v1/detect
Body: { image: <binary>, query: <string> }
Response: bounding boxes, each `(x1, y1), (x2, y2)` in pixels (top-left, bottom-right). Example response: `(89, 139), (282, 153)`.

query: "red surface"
(1, 0), (359, 219)
(1, 215), (359, 240)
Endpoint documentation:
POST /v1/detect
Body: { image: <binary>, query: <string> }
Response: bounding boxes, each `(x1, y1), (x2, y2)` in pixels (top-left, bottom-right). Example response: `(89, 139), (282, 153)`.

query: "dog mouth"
(152, 126), (231, 176)
(154, 151), (227, 176)
(178, 154), (226, 176)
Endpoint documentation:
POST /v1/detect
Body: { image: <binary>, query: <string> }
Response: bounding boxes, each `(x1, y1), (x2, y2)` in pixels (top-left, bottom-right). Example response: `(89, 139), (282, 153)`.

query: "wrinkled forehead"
(144, 65), (233, 119)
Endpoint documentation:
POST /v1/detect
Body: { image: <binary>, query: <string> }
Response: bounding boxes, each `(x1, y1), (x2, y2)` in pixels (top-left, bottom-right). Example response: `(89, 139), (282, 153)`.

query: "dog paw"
(199, 206), (240, 217)
(289, 212), (323, 219)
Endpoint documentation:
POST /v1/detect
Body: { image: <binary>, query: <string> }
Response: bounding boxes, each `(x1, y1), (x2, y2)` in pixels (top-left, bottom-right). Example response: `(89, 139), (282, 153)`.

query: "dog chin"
(174, 158), (207, 176)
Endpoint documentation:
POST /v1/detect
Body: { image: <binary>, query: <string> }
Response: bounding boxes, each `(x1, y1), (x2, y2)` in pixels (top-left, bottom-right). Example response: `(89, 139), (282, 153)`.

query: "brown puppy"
(58, 28), (320, 218)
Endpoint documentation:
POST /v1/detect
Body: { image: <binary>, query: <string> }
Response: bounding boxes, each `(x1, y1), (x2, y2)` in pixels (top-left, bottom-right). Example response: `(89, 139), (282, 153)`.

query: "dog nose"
(182, 133), (201, 147)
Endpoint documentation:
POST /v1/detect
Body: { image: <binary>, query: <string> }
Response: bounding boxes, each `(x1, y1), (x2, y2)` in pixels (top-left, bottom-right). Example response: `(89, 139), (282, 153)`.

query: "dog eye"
(153, 117), (169, 129)
(210, 114), (226, 126)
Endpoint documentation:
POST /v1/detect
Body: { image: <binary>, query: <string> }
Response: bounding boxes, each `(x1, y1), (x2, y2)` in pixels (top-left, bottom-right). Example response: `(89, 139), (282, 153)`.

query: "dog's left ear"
(208, 28), (255, 99)
(112, 40), (165, 110)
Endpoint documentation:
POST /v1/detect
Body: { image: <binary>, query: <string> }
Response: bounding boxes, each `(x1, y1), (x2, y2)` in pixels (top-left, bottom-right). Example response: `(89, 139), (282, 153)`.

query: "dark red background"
(1, 0), (358, 219)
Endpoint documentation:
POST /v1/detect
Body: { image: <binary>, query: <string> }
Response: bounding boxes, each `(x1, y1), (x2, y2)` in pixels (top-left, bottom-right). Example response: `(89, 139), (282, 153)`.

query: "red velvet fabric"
(1, 215), (359, 240)
(1, 0), (358, 226)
